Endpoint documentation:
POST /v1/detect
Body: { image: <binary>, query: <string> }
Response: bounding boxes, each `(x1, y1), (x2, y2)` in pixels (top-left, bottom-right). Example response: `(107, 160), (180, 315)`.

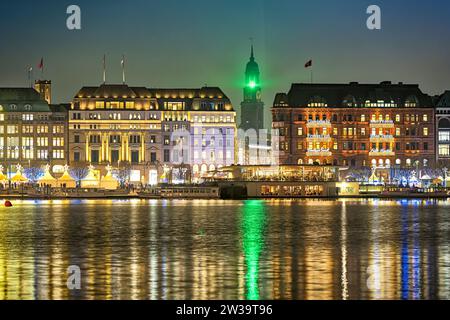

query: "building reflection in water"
(0, 199), (449, 300)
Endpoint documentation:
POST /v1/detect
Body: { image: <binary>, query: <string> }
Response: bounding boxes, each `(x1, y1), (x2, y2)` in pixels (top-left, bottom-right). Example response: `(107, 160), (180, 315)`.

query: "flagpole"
(103, 54), (106, 84)
(28, 67), (33, 88)
(122, 55), (126, 84)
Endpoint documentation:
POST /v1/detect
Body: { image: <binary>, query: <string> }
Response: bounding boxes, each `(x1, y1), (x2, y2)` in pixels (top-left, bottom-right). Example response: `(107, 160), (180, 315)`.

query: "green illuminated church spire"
(244, 45), (261, 102)
(240, 44), (265, 131)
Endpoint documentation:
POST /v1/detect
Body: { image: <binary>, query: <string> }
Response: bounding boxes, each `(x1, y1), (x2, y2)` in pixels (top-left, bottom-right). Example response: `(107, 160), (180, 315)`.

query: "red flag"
(38, 58), (44, 70)
(305, 59), (312, 68)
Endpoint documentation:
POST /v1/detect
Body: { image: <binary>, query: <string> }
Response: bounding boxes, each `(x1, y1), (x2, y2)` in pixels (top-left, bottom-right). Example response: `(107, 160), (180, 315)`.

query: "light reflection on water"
(1, 198), (450, 300)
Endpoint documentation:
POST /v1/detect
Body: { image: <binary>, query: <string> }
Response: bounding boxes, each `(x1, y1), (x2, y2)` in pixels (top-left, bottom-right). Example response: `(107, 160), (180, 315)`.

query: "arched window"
(396, 159), (401, 165)
(385, 159), (391, 167)
(298, 159), (303, 165)
(439, 118), (450, 129)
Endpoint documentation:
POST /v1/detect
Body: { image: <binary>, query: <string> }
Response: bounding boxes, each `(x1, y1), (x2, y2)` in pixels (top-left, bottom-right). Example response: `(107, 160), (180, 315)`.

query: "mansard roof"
(75, 84), (229, 101)
(436, 91), (450, 108)
(273, 82), (433, 108)
(0, 87), (51, 112)
(75, 84), (152, 99)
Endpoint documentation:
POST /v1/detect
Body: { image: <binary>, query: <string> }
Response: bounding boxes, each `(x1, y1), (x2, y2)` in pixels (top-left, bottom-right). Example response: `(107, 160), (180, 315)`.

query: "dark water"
(1, 198), (450, 300)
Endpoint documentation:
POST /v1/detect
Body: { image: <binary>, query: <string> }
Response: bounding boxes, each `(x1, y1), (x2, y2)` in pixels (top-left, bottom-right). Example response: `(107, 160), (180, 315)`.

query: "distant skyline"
(2, 0), (450, 126)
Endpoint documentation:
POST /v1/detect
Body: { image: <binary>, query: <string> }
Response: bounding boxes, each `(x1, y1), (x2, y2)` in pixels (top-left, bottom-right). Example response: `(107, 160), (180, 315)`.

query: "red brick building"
(272, 82), (436, 169)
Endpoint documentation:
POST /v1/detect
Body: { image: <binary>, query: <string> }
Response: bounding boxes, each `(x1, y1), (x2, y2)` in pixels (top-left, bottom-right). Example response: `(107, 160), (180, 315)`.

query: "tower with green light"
(240, 45), (265, 131)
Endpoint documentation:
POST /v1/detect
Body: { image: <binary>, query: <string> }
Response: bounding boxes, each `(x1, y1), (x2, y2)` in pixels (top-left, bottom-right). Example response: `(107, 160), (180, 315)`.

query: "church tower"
(240, 45), (265, 131)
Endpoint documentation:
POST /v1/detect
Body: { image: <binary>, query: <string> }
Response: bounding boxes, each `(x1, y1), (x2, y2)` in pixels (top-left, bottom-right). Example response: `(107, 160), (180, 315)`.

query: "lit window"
(439, 132), (450, 142)
(22, 114), (33, 121)
(37, 137), (48, 147)
(423, 128), (429, 136)
(7, 125), (19, 134)
(53, 150), (64, 159)
(439, 145), (450, 157)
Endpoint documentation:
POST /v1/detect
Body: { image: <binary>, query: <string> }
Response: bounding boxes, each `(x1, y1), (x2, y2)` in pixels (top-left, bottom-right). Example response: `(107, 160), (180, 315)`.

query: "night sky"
(1, 0), (450, 125)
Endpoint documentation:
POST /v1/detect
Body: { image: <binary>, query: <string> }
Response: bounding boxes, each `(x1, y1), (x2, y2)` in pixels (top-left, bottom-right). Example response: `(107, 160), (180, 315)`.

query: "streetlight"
(444, 167), (448, 188)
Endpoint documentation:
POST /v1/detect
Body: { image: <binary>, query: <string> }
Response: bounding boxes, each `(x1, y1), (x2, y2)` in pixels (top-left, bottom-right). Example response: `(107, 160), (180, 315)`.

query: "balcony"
(369, 149), (395, 157)
(307, 120), (332, 128)
(306, 134), (332, 142)
(370, 120), (394, 128)
(306, 149), (332, 157)
(370, 134), (395, 143)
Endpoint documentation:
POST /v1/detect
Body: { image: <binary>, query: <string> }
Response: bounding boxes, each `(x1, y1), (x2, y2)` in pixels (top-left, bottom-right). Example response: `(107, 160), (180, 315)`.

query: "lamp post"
(444, 167), (448, 188)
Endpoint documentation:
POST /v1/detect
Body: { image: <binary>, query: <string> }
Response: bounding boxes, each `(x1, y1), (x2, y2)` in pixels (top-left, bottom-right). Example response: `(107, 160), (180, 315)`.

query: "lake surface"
(0, 198), (450, 300)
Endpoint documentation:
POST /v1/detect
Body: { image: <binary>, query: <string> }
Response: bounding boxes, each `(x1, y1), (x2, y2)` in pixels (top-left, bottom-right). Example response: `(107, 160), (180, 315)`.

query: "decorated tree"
(70, 166), (89, 187)
(24, 167), (44, 183)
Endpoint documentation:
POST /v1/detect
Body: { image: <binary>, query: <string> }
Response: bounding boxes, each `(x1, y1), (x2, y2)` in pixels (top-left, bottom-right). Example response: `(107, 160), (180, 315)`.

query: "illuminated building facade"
(272, 82), (436, 169)
(69, 84), (236, 184)
(435, 91), (450, 165)
(0, 88), (68, 173)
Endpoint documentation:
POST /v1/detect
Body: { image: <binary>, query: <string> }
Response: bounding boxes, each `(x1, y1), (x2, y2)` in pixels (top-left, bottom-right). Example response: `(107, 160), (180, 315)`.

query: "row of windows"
(298, 127), (430, 136)
(300, 158), (429, 167)
(295, 113), (430, 123)
(0, 149), (64, 160)
(0, 125), (63, 134)
(307, 97), (419, 109)
(298, 141), (430, 151)
(193, 150), (233, 161)
(0, 136), (64, 147)
(0, 104), (33, 111)
(86, 113), (159, 120)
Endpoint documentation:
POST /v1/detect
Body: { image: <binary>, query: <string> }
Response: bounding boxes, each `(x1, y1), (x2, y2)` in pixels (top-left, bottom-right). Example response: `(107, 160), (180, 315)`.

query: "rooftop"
(274, 82), (433, 108)
(0, 88), (51, 112)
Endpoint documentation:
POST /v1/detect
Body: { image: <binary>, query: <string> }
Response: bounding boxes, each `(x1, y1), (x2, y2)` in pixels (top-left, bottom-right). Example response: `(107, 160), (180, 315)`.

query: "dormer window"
(9, 104), (17, 110)
(343, 95), (356, 107)
(405, 96), (419, 108)
(308, 96), (327, 108)
(24, 104), (32, 111)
